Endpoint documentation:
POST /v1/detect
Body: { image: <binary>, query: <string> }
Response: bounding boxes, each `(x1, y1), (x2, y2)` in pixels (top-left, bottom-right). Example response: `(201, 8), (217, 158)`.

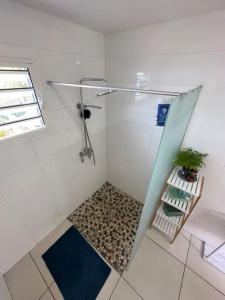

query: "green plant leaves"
(174, 148), (207, 171)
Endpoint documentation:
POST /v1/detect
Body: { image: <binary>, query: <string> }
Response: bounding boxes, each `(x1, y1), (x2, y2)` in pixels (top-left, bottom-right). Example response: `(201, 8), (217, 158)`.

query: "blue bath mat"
(42, 226), (111, 300)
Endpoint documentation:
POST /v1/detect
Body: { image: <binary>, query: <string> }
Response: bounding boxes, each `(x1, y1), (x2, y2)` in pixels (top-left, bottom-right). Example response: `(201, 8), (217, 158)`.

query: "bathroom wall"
(105, 10), (225, 234)
(0, 0), (105, 273)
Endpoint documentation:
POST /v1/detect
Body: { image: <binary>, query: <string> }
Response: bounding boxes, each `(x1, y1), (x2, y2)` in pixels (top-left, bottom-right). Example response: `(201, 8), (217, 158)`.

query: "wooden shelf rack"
(151, 167), (204, 243)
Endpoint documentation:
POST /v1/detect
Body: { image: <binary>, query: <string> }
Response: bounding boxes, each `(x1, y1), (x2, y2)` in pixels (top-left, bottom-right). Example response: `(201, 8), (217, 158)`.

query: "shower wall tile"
(47, 177), (79, 219)
(106, 118), (156, 202)
(106, 84), (162, 202)
(106, 52), (225, 87)
(40, 149), (77, 183)
(0, 0), (105, 273)
(0, 143), (38, 180)
(47, 108), (68, 132)
(32, 131), (69, 160)
(105, 10), (225, 57)
(0, 163), (44, 201)
(105, 9), (225, 235)
(63, 107), (80, 129)
(47, 157), (106, 218)
(9, 179), (62, 242)
(66, 125), (83, 148)
(0, 202), (35, 274)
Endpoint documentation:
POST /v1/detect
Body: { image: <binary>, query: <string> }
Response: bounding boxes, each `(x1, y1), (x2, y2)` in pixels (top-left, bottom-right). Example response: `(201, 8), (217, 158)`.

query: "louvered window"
(0, 67), (45, 139)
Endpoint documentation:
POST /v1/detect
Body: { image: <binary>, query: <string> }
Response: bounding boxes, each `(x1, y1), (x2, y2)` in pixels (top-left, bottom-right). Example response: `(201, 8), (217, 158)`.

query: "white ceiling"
(12, 0), (225, 33)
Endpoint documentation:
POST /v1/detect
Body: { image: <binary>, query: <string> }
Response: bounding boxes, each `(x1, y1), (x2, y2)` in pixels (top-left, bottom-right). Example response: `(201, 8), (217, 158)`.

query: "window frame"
(0, 62), (46, 142)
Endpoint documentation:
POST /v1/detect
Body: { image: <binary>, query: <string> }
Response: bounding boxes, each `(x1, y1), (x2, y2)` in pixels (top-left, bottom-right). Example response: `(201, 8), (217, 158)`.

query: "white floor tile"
(180, 268), (225, 300)
(96, 268), (120, 300)
(123, 236), (184, 300)
(40, 290), (54, 300)
(0, 275), (11, 300)
(110, 278), (142, 300)
(30, 219), (72, 286)
(146, 227), (191, 263)
(4, 254), (47, 300)
(187, 235), (225, 295)
(49, 283), (63, 300)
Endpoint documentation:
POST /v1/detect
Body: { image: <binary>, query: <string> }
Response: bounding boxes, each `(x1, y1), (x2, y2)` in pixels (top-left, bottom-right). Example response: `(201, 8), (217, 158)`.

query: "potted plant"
(174, 148), (207, 182)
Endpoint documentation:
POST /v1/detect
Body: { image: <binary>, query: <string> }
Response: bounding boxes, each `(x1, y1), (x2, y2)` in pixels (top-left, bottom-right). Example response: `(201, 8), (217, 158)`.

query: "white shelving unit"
(161, 186), (192, 213)
(151, 167), (204, 243)
(167, 167), (203, 197)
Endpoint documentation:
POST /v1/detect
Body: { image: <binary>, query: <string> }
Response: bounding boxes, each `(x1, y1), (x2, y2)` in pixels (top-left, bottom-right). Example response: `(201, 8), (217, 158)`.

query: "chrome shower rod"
(47, 81), (181, 97)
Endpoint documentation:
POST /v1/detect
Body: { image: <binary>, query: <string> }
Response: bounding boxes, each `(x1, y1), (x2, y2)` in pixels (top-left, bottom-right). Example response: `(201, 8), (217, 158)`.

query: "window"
(0, 67), (45, 139)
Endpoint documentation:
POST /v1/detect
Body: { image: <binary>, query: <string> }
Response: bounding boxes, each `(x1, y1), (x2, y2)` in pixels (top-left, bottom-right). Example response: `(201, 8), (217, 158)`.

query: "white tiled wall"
(105, 90), (165, 202)
(105, 10), (225, 235)
(0, 0), (105, 273)
(2, 0), (225, 274)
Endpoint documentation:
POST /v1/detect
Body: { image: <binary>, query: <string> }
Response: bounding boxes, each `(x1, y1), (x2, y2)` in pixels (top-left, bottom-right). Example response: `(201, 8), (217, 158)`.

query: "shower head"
(96, 90), (116, 97)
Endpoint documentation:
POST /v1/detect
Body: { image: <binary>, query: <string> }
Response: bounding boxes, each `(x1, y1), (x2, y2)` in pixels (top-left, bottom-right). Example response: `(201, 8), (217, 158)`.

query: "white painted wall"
(105, 10), (225, 237)
(0, 0), (105, 273)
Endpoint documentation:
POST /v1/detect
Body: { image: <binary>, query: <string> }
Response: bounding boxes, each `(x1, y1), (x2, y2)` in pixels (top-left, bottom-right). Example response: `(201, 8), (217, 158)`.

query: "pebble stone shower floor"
(68, 182), (143, 274)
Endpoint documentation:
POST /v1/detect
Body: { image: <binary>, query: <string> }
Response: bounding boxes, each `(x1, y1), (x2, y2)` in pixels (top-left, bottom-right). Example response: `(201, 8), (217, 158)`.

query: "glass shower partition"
(130, 86), (202, 263)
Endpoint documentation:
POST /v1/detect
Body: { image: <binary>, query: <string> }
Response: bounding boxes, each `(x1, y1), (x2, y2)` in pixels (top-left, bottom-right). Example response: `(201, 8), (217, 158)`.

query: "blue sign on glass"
(156, 104), (170, 126)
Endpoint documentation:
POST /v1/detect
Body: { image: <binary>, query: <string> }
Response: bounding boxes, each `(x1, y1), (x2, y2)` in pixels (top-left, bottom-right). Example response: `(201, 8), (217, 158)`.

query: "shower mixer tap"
(76, 103), (102, 110)
(79, 148), (93, 163)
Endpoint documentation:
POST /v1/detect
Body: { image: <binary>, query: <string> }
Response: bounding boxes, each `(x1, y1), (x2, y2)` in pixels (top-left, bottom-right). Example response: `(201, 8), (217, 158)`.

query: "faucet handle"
(84, 104), (102, 109)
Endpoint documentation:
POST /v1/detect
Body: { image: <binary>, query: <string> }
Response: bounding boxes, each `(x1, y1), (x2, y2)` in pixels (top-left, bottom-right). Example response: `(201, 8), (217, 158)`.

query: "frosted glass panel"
(131, 87), (202, 259)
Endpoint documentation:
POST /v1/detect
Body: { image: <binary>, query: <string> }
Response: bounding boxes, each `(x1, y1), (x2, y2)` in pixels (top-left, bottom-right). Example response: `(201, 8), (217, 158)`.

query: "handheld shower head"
(96, 90), (117, 97)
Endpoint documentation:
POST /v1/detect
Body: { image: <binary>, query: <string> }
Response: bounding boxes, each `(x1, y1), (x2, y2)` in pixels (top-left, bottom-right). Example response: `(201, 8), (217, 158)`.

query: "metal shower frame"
(47, 80), (181, 97)
(47, 79), (185, 164)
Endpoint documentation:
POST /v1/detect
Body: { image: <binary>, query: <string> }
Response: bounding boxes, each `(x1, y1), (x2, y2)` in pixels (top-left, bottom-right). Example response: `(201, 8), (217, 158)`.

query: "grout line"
(30, 252), (56, 299)
(122, 277), (145, 300)
(108, 275), (122, 300)
(0, 41), (105, 59)
(181, 234), (225, 298)
(29, 253), (52, 288)
(29, 253), (53, 299)
(3, 274), (14, 300)
(177, 266), (186, 300)
(47, 282), (56, 300)
(144, 232), (186, 265)
(185, 266), (225, 297)
(177, 233), (192, 300)
(38, 288), (50, 300)
(185, 233), (192, 265)
(30, 140), (66, 221)
(106, 48), (225, 60)
(145, 231), (225, 299)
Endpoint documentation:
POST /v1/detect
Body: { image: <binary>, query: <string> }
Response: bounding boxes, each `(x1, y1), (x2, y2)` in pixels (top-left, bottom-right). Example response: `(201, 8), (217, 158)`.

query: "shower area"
(48, 78), (201, 274)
